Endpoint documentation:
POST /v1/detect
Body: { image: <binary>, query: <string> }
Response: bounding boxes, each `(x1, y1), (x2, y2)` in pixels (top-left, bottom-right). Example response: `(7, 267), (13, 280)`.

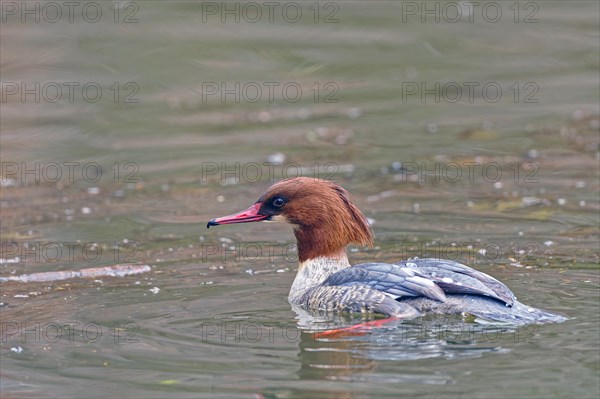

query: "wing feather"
(321, 259), (516, 307)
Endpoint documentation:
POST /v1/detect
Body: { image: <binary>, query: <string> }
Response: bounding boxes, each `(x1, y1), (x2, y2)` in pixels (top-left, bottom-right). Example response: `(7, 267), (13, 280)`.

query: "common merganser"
(207, 177), (566, 324)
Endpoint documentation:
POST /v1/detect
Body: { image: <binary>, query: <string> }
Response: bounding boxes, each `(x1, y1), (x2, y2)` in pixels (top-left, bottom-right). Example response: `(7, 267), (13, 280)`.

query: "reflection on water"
(1, 1), (599, 398)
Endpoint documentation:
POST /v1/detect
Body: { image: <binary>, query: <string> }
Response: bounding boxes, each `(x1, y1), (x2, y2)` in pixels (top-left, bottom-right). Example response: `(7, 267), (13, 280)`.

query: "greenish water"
(1, 2), (599, 398)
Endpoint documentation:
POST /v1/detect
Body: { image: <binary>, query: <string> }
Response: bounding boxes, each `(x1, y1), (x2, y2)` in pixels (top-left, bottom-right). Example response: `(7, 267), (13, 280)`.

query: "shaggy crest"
(258, 177), (374, 262)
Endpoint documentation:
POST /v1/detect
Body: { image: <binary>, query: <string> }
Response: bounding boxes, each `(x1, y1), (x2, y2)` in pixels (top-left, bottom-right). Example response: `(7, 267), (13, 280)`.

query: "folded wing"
(398, 259), (516, 306)
(322, 262), (447, 303)
(322, 259), (515, 307)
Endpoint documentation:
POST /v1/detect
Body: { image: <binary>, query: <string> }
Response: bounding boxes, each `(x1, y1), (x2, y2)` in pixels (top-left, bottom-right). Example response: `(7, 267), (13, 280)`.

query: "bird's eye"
(272, 197), (285, 207)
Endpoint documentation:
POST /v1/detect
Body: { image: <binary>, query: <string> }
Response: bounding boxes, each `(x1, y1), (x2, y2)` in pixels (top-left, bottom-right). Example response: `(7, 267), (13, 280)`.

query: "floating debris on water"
(522, 197), (542, 207)
(346, 107), (362, 119)
(0, 256), (20, 264)
(296, 108), (311, 120)
(527, 149), (539, 159)
(257, 111), (271, 123)
(426, 123), (438, 134)
(0, 264), (152, 283)
(149, 287), (160, 294)
(1, 178), (17, 187)
(267, 152), (286, 164)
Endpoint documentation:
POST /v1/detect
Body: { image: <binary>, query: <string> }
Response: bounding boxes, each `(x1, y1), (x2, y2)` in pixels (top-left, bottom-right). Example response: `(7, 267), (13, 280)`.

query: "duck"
(207, 177), (566, 324)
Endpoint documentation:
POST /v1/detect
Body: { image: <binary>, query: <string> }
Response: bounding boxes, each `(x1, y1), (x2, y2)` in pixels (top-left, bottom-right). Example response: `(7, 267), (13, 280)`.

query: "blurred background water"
(1, 1), (599, 398)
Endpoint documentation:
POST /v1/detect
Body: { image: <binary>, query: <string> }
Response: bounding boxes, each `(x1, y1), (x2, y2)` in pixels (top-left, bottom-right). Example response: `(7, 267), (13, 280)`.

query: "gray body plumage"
(289, 257), (566, 324)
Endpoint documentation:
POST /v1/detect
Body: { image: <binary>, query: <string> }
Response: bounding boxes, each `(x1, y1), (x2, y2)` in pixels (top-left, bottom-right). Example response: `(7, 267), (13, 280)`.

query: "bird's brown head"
(207, 177), (374, 262)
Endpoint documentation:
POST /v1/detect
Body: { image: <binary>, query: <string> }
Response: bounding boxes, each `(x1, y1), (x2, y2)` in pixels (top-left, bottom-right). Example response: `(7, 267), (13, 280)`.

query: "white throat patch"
(288, 254), (350, 304)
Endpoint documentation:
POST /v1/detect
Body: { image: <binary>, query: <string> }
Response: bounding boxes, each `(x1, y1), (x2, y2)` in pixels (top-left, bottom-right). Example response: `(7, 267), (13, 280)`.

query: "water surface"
(1, 2), (599, 398)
